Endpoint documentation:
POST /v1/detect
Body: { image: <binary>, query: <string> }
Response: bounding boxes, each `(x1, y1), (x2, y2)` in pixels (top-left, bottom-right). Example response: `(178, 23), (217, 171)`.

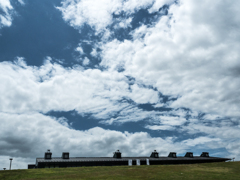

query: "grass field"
(0, 162), (239, 180)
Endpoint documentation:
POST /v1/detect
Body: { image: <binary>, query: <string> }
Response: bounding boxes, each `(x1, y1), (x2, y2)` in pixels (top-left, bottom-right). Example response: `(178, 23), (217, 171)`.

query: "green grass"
(0, 162), (239, 180)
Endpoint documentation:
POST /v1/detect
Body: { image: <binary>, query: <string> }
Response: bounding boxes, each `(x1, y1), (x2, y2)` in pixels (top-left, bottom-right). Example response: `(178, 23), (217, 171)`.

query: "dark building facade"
(28, 149), (231, 169)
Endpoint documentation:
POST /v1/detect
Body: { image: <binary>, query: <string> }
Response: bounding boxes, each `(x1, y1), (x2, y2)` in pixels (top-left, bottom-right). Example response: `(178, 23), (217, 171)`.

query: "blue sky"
(0, 0), (240, 169)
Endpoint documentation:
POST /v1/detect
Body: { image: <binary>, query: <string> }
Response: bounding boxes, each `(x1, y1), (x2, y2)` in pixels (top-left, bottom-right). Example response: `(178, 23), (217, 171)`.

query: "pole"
(9, 158), (13, 170)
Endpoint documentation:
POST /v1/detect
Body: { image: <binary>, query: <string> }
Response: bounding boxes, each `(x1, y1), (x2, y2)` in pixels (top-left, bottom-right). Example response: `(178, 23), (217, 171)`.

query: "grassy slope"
(0, 162), (239, 180)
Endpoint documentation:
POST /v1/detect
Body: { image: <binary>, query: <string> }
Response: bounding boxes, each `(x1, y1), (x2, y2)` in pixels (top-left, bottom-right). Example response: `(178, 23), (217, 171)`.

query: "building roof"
(36, 156), (230, 163)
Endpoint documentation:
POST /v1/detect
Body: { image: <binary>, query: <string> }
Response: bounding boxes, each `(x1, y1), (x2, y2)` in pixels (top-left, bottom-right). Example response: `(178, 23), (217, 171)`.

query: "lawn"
(0, 162), (239, 180)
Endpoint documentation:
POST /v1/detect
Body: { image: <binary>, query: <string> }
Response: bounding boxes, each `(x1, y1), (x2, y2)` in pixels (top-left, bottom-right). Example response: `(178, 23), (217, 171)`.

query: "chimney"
(150, 150), (159, 158)
(113, 150), (121, 158)
(44, 149), (52, 159)
(62, 152), (69, 159)
(200, 152), (209, 157)
(168, 152), (177, 158)
(184, 152), (193, 158)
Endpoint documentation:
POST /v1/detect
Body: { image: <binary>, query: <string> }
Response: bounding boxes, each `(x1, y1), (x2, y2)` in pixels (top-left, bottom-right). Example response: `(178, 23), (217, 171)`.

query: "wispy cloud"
(18, 0), (25, 5)
(0, 0), (13, 28)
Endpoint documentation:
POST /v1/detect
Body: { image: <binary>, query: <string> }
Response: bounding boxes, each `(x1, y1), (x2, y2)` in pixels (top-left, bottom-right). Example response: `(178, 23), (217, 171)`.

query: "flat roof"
(36, 156), (230, 163)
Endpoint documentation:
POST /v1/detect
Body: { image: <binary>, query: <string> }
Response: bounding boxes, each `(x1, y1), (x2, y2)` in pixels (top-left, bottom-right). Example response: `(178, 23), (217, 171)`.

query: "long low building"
(28, 150), (231, 169)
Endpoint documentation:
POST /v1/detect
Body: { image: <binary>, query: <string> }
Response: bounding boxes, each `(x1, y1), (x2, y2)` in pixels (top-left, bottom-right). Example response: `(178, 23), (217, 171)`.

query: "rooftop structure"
(28, 150), (231, 169)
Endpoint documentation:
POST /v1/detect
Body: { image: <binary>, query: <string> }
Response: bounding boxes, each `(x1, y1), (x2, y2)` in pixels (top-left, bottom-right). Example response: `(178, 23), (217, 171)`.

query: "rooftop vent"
(44, 149), (52, 159)
(185, 152), (193, 158)
(150, 150), (159, 158)
(168, 152), (177, 158)
(62, 152), (69, 159)
(200, 152), (209, 157)
(113, 150), (121, 158)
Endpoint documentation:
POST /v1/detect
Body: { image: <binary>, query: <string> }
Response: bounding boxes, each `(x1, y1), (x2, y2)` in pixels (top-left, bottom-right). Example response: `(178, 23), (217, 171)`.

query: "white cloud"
(57, 0), (122, 33)
(82, 57), (90, 66)
(0, 112), (185, 169)
(0, 0), (13, 28)
(0, 60), (160, 122)
(114, 17), (132, 29)
(58, 0), (175, 34)
(129, 84), (158, 104)
(18, 0), (25, 5)
(102, 105), (160, 125)
(0, 0), (12, 12)
(100, 0), (240, 119)
(57, 117), (72, 128)
(1, 110), (235, 170)
(75, 46), (84, 55)
(181, 137), (221, 147)
(0, 14), (11, 27)
(14, 56), (27, 67)
(145, 125), (175, 131)
(90, 48), (98, 57)
(0, 59), (237, 168)
(159, 116), (186, 126)
(181, 120), (240, 159)
(145, 111), (187, 131)
(148, 0), (174, 13)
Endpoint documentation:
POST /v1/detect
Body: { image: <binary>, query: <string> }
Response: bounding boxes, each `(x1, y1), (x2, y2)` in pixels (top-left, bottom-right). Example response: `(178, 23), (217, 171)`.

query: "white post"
(128, 159), (132, 166)
(9, 158), (13, 170)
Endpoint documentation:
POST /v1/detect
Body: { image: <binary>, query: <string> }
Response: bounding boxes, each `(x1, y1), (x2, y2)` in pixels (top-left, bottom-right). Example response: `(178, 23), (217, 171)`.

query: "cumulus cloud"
(0, 112), (187, 169)
(82, 57), (90, 65)
(57, 0), (175, 33)
(0, 58), (237, 169)
(100, 0), (240, 119)
(75, 46), (84, 55)
(114, 17), (132, 29)
(90, 48), (98, 57)
(57, 0), (122, 33)
(0, 59), (160, 122)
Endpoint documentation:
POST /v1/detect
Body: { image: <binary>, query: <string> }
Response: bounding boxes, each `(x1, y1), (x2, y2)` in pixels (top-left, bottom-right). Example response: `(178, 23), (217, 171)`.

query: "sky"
(0, 0), (240, 169)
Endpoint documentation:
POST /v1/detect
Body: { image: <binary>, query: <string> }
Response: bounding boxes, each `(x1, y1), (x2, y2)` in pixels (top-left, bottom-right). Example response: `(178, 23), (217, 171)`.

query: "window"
(64, 154), (69, 159)
(46, 154), (51, 159)
(155, 154), (158, 157)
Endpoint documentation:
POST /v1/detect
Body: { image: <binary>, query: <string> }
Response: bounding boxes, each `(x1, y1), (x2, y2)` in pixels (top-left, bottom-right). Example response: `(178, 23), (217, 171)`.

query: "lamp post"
(9, 158), (13, 170)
